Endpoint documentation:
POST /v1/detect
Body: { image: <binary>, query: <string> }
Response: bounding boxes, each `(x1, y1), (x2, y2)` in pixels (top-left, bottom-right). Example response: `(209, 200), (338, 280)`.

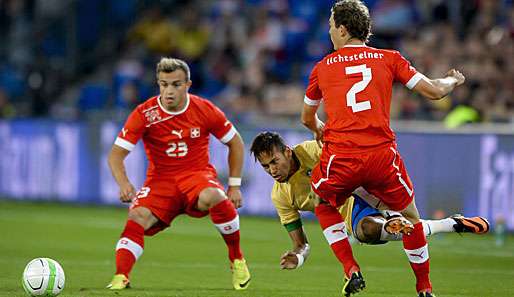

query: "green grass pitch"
(2, 200), (514, 297)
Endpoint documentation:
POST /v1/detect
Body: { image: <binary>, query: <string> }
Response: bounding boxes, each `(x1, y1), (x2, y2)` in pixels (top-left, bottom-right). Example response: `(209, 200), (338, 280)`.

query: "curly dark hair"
(250, 131), (287, 161)
(332, 0), (372, 43)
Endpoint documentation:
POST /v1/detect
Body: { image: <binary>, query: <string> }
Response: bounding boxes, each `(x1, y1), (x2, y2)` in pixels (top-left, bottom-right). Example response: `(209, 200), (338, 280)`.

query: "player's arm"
(271, 187), (311, 269)
(208, 101), (245, 208)
(224, 132), (245, 208)
(352, 187), (385, 209)
(301, 63), (324, 146)
(413, 69), (465, 100)
(108, 145), (136, 203)
(280, 220), (311, 270)
(109, 108), (145, 203)
(301, 104), (325, 147)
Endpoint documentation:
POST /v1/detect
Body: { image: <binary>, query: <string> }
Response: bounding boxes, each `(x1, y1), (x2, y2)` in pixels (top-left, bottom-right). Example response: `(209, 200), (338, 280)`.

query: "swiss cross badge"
(145, 109), (161, 123)
(191, 127), (200, 138)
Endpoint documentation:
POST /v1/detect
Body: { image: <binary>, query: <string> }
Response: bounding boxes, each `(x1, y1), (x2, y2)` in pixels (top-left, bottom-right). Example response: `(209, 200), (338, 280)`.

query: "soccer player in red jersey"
(106, 58), (250, 290)
(301, 1), (466, 296)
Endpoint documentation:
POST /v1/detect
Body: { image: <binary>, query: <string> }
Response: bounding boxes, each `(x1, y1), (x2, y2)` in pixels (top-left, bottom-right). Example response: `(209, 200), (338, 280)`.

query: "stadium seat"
(78, 84), (110, 111)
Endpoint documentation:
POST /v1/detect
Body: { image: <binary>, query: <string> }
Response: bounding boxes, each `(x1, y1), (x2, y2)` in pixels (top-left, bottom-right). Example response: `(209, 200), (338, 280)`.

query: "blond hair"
(156, 58), (191, 80)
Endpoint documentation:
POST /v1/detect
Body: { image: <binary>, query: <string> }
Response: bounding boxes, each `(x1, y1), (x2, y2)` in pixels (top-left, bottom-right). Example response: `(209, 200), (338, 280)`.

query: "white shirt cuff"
(304, 95), (321, 106)
(219, 126), (237, 143)
(405, 72), (424, 89)
(114, 137), (135, 151)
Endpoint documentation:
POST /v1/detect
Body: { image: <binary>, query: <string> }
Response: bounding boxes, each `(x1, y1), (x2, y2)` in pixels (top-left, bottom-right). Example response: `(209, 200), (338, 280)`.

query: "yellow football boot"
(231, 258), (251, 290)
(106, 274), (130, 290)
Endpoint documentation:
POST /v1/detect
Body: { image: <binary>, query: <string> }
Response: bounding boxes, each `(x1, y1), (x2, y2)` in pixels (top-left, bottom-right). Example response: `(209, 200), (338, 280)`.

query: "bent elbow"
(107, 151), (115, 168)
(300, 113), (312, 126)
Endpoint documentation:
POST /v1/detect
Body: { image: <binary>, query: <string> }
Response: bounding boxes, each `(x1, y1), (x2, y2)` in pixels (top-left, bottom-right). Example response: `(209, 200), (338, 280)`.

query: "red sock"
(403, 222), (431, 293)
(315, 203), (360, 277)
(210, 199), (243, 262)
(115, 220), (145, 278)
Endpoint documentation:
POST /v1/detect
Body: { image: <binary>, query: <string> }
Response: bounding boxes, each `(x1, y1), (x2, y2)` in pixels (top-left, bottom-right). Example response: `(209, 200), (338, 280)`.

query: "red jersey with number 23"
(305, 45), (423, 151)
(114, 94), (236, 176)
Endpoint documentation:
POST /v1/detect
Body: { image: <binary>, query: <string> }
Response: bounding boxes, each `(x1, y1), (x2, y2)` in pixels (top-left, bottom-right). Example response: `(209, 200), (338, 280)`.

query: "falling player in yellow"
(250, 131), (490, 297)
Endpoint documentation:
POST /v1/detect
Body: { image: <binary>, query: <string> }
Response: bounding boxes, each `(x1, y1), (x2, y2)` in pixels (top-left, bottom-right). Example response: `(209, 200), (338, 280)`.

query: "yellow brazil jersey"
(270, 140), (355, 235)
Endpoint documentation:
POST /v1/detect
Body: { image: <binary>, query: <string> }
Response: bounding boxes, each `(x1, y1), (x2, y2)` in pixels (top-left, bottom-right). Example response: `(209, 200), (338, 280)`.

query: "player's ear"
(255, 154), (265, 166)
(339, 24), (348, 39)
(284, 147), (293, 159)
(186, 80), (192, 88)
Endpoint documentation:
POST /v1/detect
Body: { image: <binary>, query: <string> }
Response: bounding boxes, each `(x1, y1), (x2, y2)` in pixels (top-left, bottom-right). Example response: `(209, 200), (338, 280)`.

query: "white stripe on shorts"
(390, 147), (413, 197)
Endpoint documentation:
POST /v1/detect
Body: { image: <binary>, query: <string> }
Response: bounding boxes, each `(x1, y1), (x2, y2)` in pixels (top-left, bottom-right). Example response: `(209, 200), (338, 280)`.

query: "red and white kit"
(305, 44), (432, 293)
(305, 45), (422, 211)
(115, 94), (237, 233)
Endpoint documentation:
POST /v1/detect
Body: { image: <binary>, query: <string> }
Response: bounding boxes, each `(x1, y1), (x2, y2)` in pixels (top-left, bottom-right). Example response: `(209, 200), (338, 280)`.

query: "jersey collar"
(157, 94), (190, 115)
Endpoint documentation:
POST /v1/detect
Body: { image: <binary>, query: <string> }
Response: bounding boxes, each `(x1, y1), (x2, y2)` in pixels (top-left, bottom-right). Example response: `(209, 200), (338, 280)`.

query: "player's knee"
(128, 207), (157, 230)
(198, 187), (227, 210)
(400, 201), (421, 223)
(355, 216), (382, 244)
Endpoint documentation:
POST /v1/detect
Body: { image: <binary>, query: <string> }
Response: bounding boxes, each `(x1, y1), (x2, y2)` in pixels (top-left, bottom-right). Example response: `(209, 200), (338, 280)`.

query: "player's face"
(257, 146), (294, 183)
(157, 70), (192, 112)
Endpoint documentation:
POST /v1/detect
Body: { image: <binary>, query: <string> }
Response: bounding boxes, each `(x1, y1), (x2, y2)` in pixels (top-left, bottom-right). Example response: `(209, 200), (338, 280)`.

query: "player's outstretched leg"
(107, 220), (144, 290)
(209, 198), (250, 290)
(384, 215), (414, 235)
(451, 215), (489, 234)
(376, 214), (490, 239)
(342, 271), (366, 297)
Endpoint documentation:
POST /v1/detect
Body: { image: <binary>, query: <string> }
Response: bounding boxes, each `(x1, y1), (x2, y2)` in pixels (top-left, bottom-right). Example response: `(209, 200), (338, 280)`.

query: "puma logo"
(331, 227), (346, 234)
(171, 129), (183, 139)
(409, 251), (425, 259)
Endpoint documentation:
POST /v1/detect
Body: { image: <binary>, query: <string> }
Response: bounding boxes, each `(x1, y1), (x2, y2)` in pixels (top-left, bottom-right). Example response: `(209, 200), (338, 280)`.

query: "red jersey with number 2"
(114, 94), (236, 176)
(305, 45), (423, 151)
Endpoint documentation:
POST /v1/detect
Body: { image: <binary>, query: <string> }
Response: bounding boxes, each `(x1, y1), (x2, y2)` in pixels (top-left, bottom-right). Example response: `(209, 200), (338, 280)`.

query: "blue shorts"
(351, 193), (382, 236)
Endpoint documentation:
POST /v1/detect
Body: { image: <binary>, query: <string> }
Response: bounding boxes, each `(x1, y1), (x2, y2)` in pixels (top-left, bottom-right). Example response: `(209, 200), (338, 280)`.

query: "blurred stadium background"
(1, 0), (514, 296)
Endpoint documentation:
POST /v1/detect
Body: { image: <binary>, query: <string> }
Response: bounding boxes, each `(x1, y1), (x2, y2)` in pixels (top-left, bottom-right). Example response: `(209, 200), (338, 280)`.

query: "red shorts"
(129, 167), (225, 236)
(311, 142), (414, 211)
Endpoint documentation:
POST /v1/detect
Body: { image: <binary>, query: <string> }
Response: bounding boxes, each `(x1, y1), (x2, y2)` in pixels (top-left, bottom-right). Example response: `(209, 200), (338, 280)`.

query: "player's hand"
(280, 251), (299, 269)
(314, 119), (325, 148)
(119, 182), (136, 203)
(227, 186), (243, 209)
(447, 69), (465, 86)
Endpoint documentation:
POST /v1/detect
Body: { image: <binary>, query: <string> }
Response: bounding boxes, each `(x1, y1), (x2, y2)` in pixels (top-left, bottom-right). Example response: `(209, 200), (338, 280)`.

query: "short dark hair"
(332, 0), (372, 43)
(250, 132), (287, 161)
(156, 57), (191, 80)
(355, 216), (382, 244)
